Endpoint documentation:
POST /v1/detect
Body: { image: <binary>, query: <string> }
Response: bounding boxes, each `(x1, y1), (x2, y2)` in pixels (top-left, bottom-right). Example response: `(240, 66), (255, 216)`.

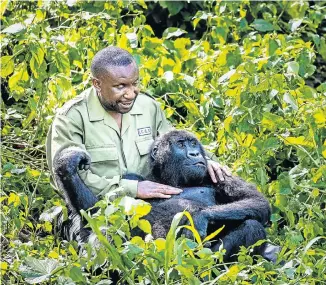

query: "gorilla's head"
(149, 130), (208, 187)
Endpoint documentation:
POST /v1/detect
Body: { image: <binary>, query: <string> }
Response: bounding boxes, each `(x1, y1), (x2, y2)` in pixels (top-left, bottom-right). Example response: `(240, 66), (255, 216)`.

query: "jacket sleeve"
(46, 114), (138, 199)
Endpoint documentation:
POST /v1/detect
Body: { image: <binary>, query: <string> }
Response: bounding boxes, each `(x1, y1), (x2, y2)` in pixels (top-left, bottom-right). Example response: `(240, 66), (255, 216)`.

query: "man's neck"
(108, 111), (122, 130)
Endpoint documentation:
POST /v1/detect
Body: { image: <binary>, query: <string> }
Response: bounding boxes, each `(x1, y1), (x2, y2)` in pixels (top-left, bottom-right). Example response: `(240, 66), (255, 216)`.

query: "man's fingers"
(222, 166), (232, 176)
(159, 186), (183, 195)
(216, 167), (224, 181)
(155, 193), (172, 199)
(207, 164), (217, 183)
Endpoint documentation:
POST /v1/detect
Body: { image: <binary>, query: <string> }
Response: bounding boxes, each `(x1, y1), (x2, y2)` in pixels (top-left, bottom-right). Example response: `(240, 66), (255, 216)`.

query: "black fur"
(53, 130), (271, 261)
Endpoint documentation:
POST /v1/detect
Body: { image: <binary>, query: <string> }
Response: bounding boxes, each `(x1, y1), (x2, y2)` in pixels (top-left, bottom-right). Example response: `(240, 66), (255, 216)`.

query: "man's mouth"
(119, 101), (133, 108)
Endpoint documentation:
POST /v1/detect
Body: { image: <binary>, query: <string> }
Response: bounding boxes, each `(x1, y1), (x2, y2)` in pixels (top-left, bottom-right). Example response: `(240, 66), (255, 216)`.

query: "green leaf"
(160, 1), (184, 16)
(289, 18), (303, 32)
(251, 19), (274, 32)
(8, 63), (29, 91)
(39, 206), (63, 222)
(163, 27), (187, 39)
(286, 61), (299, 74)
(2, 23), (25, 34)
(0, 56), (14, 78)
(283, 92), (298, 110)
(19, 257), (60, 284)
(69, 266), (86, 283)
(137, 219), (152, 234)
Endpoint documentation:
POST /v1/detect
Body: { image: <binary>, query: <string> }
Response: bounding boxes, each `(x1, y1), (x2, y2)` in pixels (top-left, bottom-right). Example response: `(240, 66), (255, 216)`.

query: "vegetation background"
(1, 0), (325, 284)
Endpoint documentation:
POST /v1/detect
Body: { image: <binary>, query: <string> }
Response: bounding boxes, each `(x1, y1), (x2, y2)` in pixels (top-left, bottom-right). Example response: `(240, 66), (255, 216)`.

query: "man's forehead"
(105, 63), (138, 78)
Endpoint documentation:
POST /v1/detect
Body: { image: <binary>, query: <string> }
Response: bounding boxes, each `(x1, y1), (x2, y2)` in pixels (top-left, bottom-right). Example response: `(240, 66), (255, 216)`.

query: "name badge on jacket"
(138, 127), (151, 136)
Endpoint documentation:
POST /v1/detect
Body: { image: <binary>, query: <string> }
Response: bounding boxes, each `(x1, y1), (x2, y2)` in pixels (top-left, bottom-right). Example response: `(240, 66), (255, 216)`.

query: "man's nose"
(124, 86), (138, 99)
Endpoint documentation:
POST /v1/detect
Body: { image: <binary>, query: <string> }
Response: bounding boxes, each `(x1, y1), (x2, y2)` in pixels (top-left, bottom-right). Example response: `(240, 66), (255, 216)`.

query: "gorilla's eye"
(191, 140), (197, 146)
(177, 140), (185, 148)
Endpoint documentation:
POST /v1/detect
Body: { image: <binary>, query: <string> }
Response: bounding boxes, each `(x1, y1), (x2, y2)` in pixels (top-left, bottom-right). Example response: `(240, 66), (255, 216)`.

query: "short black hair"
(91, 47), (136, 78)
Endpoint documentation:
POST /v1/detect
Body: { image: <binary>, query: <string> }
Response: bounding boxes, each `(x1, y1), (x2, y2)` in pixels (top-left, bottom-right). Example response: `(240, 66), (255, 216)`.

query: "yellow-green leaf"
(0, 56), (14, 78)
(8, 63), (29, 91)
(137, 219), (152, 234)
(8, 193), (20, 207)
(284, 136), (314, 148)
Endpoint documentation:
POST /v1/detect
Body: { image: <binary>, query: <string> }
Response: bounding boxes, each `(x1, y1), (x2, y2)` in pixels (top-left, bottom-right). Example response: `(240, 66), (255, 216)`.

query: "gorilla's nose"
(188, 150), (200, 157)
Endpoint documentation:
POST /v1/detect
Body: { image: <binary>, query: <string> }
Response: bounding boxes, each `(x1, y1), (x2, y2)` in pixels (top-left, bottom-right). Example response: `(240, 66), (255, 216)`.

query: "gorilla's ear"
(151, 146), (158, 160)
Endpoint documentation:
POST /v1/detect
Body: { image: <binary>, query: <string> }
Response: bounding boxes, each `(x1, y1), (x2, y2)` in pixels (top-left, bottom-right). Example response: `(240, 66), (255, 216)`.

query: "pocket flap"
(88, 147), (118, 162)
(136, 138), (154, 156)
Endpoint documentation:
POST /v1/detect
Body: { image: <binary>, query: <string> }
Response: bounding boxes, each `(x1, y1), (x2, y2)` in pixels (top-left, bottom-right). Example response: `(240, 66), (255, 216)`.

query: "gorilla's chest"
(148, 187), (216, 220)
(171, 186), (216, 207)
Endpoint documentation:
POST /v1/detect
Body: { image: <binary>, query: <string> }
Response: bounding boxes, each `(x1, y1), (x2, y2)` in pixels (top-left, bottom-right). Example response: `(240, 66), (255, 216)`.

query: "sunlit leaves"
(1, 1), (326, 284)
(0, 56), (14, 77)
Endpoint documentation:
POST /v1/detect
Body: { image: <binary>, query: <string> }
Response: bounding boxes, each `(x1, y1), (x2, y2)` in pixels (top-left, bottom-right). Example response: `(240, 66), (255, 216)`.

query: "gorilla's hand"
(207, 160), (231, 183)
(54, 147), (91, 176)
(137, 181), (183, 199)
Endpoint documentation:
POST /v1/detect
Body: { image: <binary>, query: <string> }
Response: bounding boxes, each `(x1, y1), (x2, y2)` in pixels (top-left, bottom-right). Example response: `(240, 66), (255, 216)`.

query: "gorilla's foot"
(261, 243), (281, 264)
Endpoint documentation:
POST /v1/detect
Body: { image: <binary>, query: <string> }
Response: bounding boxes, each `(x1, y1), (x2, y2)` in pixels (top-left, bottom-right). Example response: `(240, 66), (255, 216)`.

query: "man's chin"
(118, 102), (134, 113)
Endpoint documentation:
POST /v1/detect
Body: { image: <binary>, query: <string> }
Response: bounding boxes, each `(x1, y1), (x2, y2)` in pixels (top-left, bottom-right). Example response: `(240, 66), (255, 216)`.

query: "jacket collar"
(86, 87), (143, 121)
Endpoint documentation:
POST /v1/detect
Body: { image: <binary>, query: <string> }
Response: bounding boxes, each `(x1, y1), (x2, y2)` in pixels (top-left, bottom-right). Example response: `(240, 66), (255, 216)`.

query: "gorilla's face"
(150, 130), (208, 187)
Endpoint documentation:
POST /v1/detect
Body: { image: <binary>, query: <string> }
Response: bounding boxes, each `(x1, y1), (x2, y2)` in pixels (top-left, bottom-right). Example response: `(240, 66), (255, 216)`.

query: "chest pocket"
(87, 146), (119, 177)
(136, 137), (154, 156)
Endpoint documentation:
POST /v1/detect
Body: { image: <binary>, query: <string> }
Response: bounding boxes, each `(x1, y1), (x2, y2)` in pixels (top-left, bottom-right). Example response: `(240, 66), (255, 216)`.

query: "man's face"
(92, 62), (140, 114)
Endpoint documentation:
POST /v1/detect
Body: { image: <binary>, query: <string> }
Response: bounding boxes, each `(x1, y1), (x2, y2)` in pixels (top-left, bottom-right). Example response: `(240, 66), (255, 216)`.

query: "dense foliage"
(1, 1), (325, 284)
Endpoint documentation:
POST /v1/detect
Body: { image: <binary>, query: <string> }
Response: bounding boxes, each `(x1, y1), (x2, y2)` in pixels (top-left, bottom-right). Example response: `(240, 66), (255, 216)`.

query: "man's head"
(91, 47), (139, 114)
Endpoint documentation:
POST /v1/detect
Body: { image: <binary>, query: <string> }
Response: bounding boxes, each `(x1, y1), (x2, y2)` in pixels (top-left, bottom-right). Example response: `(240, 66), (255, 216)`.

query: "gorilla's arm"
(53, 147), (99, 213)
(205, 176), (271, 225)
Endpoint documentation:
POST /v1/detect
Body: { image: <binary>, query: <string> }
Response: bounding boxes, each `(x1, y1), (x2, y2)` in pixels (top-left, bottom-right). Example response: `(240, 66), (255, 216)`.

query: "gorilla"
(53, 130), (277, 261)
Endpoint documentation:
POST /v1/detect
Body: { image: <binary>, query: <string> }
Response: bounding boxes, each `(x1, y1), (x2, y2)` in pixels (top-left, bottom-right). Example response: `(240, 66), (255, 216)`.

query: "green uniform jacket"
(46, 87), (173, 198)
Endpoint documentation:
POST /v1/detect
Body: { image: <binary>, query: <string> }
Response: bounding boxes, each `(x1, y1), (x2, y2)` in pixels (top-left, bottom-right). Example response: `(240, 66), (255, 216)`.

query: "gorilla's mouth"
(194, 162), (206, 167)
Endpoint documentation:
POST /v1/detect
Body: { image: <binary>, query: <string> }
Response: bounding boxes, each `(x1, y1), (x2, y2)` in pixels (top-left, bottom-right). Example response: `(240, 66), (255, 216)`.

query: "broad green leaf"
(251, 19), (274, 32)
(19, 257), (60, 284)
(8, 63), (29, 91)
(39, 206), (63, 222)
(69, 266), (86, 283)
(160, 1), (184, 16)
(289, 18), (303, 32)
(283, 92), (298, 110)
(0, 56), (14, 77)
(184, 101), (200, 117)
(137, 219), (152, 234)
(286, 61), (300, 74)
(2, 23), (25, 34)
(163, 27), (187, 39)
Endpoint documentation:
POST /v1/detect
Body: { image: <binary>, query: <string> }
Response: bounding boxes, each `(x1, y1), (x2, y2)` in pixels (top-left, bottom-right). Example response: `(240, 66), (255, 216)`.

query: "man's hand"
(207, 160), (231, 183)
(137, 181), (183, 199)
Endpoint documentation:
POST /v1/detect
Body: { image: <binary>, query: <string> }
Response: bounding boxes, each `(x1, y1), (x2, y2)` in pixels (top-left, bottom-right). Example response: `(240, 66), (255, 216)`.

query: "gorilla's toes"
(261, 243), (281, 264)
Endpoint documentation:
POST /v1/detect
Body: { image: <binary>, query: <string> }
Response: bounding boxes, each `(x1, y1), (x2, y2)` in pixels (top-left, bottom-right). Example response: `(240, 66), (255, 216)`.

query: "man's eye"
(116, 84), (125, 89)
(133, 81), (139, 86)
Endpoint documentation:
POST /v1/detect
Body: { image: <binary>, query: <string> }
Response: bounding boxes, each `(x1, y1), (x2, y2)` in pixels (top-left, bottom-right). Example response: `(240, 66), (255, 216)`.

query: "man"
(46, 46), (230, 242)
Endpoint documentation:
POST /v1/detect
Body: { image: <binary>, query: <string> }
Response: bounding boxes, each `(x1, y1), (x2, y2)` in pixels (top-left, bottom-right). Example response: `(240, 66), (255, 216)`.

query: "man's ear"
(92, 78), (101, 91)
(151, 146), (158, 160)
